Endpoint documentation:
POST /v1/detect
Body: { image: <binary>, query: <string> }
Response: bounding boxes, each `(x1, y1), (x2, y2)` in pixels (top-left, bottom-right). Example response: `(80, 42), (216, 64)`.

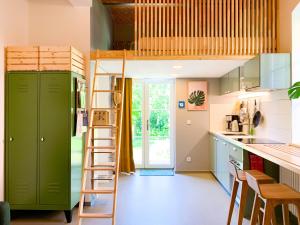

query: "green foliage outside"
(132, 82), (170, 148)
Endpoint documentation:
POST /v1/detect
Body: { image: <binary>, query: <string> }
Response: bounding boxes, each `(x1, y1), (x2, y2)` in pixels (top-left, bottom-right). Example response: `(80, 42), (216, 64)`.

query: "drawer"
(229, 144), (243, 162)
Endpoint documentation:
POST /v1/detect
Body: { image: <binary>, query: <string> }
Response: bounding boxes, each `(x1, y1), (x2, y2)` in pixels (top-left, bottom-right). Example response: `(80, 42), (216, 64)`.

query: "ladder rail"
(77, 59), (99, 225)
(112, 50), (127, 225)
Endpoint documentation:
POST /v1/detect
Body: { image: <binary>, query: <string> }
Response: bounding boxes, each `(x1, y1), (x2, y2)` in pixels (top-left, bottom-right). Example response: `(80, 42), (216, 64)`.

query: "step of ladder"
(93, 90), (122, 93)
(88, 146), (115, 150)
(90, 125), (117, 129)
(91, 107), (119, 111)
(85, 166), (115, 171)
(91, 137), (116, 141)
(95, 73), (122, 77)
(91, 150), (116, 154)
(92, 175), (115, 181)
(82, 187), (114, 194)
(79, 213), (113, 219)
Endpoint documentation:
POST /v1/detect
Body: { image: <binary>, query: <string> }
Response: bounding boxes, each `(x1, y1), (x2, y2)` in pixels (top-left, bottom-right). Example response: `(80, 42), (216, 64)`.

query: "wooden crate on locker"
(39, 46), (86, 76)
(6, 46), (39, 71)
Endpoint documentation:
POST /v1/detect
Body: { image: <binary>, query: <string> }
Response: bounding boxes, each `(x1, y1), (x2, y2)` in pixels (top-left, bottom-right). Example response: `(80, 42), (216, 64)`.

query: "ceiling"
(97, 59), (247, 78)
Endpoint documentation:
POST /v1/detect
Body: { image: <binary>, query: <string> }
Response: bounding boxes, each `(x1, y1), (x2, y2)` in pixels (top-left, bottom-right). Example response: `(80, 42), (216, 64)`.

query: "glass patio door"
(132, 79), (174, 169)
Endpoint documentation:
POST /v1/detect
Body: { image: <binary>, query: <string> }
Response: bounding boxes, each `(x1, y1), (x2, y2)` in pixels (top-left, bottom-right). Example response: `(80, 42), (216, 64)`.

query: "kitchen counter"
(210, 131), (300, 174)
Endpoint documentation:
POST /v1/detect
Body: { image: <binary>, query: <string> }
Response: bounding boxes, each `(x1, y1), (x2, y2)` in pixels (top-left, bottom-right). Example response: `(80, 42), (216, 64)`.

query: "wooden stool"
(227, 162), (274, 225)
(246, 170), (300, 225)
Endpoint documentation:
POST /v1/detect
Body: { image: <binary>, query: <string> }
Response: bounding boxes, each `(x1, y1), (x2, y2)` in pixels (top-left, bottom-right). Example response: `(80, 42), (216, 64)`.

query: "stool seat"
(260, 184), (300, 200)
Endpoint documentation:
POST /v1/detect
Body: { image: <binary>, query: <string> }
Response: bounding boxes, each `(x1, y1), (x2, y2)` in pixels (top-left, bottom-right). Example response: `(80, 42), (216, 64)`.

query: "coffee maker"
(226, 115), (241, 132)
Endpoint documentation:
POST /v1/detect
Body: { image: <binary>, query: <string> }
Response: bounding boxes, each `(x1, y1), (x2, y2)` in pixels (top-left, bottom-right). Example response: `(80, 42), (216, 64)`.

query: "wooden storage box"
(39, 46), (85, 76)
(93, 110), (109, 126)
(6, 46), (39, 71)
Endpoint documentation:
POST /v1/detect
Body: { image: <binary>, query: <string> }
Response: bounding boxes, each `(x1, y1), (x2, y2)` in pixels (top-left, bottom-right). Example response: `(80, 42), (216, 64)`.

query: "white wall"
(0, 0), (30, 201)
(292, 3), (300, 145)
(28, 0), (90, 55)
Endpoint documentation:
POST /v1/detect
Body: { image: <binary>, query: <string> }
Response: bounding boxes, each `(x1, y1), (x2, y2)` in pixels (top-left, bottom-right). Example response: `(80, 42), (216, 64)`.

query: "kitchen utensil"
(253, 100), (262, 128)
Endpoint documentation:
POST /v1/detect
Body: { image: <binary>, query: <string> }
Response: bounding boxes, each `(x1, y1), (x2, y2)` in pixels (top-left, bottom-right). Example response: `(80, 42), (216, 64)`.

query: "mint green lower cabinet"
(5, 72), (85, 223)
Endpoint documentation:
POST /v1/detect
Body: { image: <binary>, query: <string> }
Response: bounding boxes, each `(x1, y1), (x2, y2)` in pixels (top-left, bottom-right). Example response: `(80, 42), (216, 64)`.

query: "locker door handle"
(9, 137), (14, 142)
(40, 137), (45, 142)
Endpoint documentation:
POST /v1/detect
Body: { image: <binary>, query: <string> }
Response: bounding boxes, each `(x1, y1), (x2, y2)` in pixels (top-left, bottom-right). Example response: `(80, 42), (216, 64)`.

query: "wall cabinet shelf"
(5, 71), (85, 223)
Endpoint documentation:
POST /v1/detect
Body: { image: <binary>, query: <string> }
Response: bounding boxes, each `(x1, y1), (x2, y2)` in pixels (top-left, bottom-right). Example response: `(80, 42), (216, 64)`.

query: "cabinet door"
(39, 73), (70, 205)
(228, 68), (240, 93)
(242, 55), (260, 89)
(210, 135), (217, 174)
(220, 74), (229, 95)
(260, 54), (291, 89)
(6, 73), (38, 205)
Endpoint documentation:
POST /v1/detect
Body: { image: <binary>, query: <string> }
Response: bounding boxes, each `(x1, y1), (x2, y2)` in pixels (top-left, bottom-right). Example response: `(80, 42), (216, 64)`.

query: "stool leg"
(227, 179), (239, 225)
(271, 211), (277, 225)
(238, 181), (249, 225)
(250, 193), (261, 225)
(295, 203), (300, 225)
(282, 204), (290, 225)
(263, 200), (274, 225)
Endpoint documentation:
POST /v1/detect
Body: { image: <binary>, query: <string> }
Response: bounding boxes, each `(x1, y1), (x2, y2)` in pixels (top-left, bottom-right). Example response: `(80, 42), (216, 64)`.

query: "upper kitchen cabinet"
(220, 67), (240, 95)
(240, 54), (291, 90)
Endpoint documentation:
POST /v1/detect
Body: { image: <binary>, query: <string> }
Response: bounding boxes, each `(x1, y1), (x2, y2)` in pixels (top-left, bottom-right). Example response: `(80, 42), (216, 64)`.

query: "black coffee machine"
(225, 115), (241, 132)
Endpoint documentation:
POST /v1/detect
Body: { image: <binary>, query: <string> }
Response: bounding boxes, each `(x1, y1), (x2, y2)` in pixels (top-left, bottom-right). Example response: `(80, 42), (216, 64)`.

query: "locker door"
(6, 73), (38, 205)
(39, 73), (70, 205)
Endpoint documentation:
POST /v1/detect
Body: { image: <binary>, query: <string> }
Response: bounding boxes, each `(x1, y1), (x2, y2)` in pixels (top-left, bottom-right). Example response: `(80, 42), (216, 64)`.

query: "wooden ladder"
(78, 50), (126, 225)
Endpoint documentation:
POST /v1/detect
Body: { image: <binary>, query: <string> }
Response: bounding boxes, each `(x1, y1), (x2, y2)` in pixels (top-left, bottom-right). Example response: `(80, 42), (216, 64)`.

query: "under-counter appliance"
(226, 115), (241, 132)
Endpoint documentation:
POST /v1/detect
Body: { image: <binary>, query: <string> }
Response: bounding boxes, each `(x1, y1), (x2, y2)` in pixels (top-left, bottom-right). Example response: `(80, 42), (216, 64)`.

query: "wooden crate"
(6, 46), (39, 71)
(39, 46), (86, 76)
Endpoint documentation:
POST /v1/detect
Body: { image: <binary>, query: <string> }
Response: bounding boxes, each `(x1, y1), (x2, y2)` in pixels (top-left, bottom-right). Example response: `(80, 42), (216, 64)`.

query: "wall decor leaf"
(188, 90), (205, 106)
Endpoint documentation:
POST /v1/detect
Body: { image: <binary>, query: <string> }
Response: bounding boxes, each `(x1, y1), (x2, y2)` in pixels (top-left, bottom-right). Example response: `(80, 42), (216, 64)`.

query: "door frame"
(133, 78), (175, 169)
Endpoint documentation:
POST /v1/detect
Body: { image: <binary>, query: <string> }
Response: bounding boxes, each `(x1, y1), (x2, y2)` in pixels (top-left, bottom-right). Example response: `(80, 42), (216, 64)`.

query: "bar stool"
(246, 170), (300, 225)
(227, 161), (275, 225)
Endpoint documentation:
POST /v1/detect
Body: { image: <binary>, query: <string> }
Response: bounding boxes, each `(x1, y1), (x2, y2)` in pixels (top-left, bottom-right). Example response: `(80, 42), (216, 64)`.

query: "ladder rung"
(93, 162), (116, 167)
(95, 73), (122, 76)
(88, 146), (115, 150)
(79, 213), (113, 219)
(91, 137), (116, 141)
(93, 90), (121, 93)
(82, 187), (114, 194)
(85, 166), (115, 171)
(89, 125), (117, 129)
(92, 175), (115, 181)
(91, 107), (119, 111)
(91, 150), (116, 154)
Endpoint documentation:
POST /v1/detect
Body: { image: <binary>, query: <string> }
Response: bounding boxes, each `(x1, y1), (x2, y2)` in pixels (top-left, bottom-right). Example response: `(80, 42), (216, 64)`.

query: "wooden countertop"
(210, 131), (300, 174)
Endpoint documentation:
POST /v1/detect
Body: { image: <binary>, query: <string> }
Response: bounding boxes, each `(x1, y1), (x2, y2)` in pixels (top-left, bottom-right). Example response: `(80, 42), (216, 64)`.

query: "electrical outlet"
(186, 156), (192, 162)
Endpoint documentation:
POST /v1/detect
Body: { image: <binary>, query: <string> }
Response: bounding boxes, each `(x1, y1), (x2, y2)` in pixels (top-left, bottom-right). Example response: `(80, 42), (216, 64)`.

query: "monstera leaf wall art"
(187, 81), (208, 111)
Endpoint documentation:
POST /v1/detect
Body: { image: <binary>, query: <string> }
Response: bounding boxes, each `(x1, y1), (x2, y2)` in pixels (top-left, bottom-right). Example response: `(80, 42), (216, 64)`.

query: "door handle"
(41, 137), (45, 142)
(9, 137), (14, 142)
(147, 120), (149, 131)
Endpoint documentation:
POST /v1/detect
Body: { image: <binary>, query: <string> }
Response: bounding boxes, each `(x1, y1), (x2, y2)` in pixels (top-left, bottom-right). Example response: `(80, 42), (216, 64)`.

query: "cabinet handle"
(41, 137), (45, 142)
(233, 147), (237, 151)
(9, 137), (14, 142)
(223, 142), (227, 146)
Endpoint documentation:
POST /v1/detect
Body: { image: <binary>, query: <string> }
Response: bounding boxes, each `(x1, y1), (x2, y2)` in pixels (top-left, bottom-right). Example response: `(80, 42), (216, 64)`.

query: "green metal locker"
(5, 71), (85, 223)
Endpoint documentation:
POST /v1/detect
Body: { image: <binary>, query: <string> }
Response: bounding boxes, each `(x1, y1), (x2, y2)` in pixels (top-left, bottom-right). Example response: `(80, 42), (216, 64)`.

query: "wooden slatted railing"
(134, 0), (277, 56)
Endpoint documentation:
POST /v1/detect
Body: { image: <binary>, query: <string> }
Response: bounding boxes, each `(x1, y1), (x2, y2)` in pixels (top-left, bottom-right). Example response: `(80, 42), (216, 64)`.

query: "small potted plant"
(288, 82), (300, 99)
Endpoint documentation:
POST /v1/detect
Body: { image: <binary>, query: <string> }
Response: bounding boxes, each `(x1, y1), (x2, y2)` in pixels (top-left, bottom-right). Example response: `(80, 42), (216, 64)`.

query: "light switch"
(186, 120), (192, 125)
